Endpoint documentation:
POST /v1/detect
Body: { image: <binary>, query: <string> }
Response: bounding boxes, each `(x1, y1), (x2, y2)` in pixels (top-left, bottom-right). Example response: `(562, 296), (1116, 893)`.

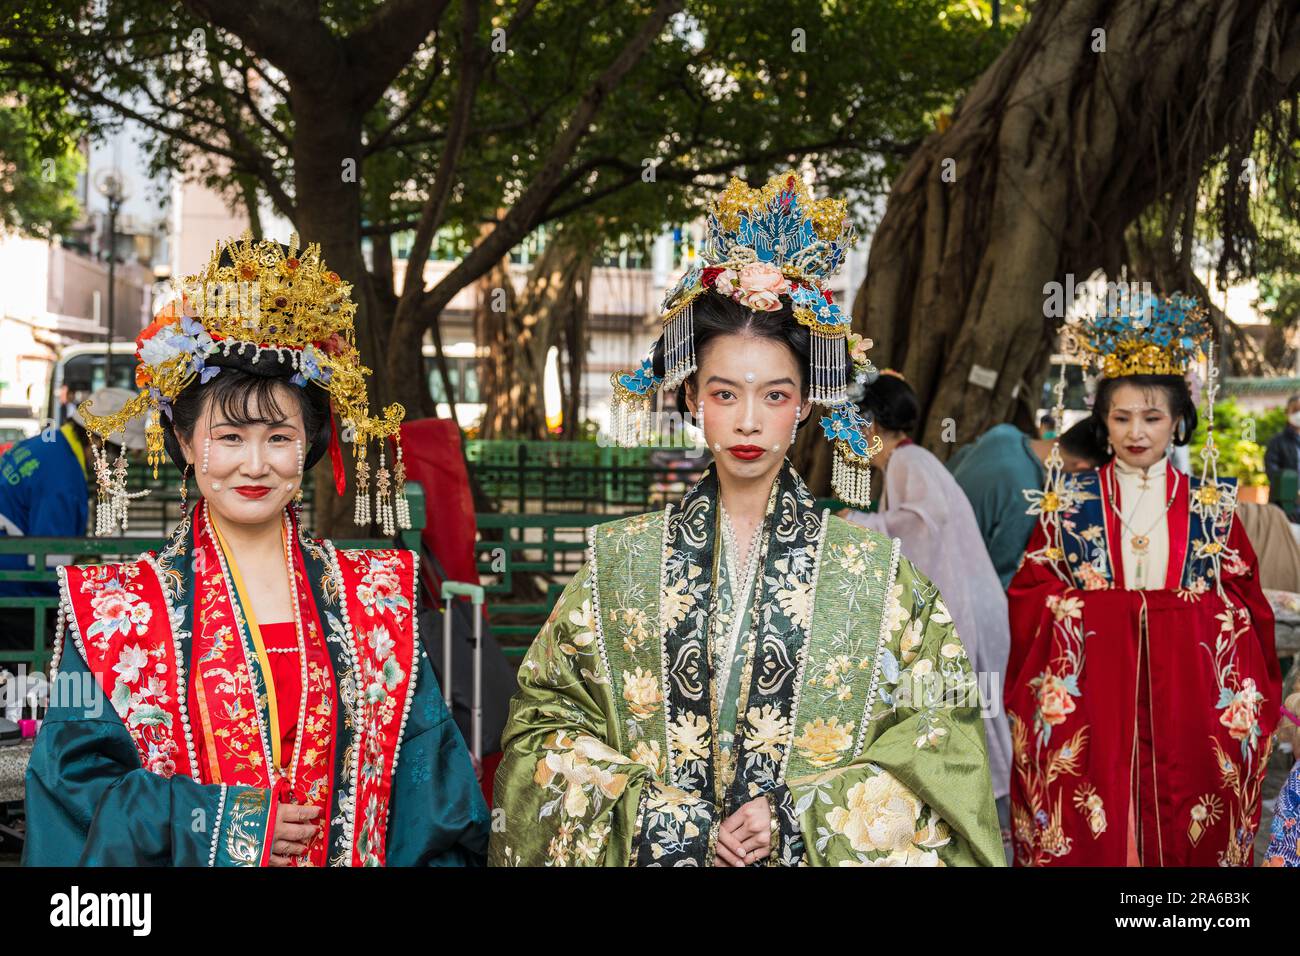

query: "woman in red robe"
(1006, 312), (1281, 866)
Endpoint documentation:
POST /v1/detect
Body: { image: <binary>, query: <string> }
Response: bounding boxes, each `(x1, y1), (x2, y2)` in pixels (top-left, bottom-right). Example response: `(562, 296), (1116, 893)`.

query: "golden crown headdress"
(77, 232), (410, 535)
(1027, 288), (1236, 594)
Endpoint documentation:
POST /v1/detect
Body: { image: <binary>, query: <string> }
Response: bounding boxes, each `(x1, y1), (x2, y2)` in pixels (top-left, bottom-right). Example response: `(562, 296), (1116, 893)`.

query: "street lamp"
(94, 169), (130, 384)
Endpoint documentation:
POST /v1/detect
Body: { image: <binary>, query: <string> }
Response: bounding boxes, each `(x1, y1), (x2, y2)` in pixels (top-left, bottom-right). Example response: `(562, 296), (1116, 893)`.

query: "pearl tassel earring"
(93, 441), (112, 536)
(202, 437), (210, 474)
(375, 443), (395, 537)
(393, 440), (411, 530)
(354, 444), (372, 527)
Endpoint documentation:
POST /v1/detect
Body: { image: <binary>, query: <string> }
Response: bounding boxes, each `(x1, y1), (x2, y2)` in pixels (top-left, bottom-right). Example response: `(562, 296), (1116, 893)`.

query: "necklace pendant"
(1131, 534), (1149, 553)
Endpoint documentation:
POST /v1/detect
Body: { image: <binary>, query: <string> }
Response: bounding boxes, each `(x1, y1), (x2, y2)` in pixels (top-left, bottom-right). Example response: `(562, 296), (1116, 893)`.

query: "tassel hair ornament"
(91, 434), (150, 536)
(808, 329), (849, 406)
(393, 438), (411, 530)
(375, 442), (395, 537)
(832, 444), (872, 509)
(660, 299), (697, 391)
(354, 441), (372, 527)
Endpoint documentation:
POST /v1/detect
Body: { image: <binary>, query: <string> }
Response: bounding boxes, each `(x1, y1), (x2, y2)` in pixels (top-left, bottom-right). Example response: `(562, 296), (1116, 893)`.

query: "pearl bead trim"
(322, 540), (361, 860)
(52, 565), (78, 677)
(389, 550), (422, 795)
(658, 503), (677, 789)
(280, 510), (310, 792)
(142, 552), (200, 777)
(854, 536), (902, 760)
(208, 783), (229, 866)
(584, 526), (615, 688)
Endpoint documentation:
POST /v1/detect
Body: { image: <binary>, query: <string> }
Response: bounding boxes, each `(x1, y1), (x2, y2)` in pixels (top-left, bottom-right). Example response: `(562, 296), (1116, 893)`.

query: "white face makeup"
(179, 381), (308, 529)
(686, 333), (809, 487)
(1105, 382), (1176, 471)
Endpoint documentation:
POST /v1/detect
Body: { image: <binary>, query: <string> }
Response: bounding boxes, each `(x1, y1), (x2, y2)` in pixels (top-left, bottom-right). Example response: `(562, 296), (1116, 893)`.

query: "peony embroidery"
(622, 667), (663, 722)
(86, 582), (153, 644)
(793, 716), (854, 768)
(354, 555), (411, 616)
(1034, 671), (1078, 728)
(1217, 678), (1263, 743)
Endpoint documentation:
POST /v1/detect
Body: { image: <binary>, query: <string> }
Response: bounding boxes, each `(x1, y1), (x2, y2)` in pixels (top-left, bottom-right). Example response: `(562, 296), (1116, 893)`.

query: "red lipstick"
(234, 485), (272, 499)
(1125, 446), (1148, 456)
(727, 445), (765, 461)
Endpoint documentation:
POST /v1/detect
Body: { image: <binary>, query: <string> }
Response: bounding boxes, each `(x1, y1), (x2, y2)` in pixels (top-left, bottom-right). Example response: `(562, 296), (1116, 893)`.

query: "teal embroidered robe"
(489, 464), (1003, 866)
(23, 502), (490, 867)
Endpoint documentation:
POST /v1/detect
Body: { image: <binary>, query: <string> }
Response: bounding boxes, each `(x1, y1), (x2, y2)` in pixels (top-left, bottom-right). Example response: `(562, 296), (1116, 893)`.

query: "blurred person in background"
(1264, 393), (1300, 521)
(0, 388), (144, 650)
(840, 371), (1013, 824)
(948, 419), (1106, 588)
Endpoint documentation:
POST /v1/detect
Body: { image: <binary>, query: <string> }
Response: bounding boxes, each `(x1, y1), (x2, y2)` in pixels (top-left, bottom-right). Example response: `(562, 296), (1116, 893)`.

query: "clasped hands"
(712, 795), (773, 867)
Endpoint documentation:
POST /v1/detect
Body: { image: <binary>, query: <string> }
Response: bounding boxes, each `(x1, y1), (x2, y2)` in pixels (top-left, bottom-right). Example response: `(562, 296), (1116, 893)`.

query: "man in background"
(948, 419), (1105, 588)
(0, 388), (144, 648)
(1264, 393), (1300, 522)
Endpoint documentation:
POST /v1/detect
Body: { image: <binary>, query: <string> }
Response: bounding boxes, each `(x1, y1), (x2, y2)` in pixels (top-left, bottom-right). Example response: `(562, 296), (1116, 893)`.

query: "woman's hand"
(268, 802), (322, 866)
(712, 796), (772, 867)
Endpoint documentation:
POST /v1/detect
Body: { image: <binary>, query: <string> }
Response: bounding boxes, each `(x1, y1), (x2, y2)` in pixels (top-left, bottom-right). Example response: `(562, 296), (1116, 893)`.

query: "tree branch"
(345, 0), (453, 108)
(180, 0), (340, 85)
(399, 0), (683, 326)
(396, 0), (490, 303)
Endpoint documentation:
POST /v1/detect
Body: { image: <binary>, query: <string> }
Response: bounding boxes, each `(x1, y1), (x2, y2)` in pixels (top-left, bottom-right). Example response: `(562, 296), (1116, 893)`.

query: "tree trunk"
(289, 88), (374, 537)
(559, 251), (592, 439)
(797, 0), (1300, 493)
(475, 229), (593, 440)
(1125, 219), (1275, 376)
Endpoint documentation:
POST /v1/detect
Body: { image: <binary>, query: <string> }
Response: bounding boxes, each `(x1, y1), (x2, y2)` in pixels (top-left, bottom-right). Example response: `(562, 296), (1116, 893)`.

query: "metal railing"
(466, 440), (706, 513)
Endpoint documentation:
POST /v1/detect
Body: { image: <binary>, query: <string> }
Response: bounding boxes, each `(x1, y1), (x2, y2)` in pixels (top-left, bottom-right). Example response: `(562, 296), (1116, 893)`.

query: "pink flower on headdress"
(712, 268), (739, 297)
(847, 331), (874, 366)
(735, 263), (790, 312)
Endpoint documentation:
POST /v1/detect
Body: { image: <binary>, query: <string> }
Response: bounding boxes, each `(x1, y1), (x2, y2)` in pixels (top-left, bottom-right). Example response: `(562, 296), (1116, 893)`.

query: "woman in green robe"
(489, 173), (1003, 867)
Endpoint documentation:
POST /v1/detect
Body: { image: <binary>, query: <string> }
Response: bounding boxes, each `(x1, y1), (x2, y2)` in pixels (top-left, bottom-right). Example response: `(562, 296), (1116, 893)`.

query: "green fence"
(0, 484), (428, 676)
(466, 440), (705, 513)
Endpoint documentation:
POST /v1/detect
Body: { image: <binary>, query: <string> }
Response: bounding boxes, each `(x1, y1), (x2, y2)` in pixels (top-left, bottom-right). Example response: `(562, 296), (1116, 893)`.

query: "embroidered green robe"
(489, 464), (1003, 866)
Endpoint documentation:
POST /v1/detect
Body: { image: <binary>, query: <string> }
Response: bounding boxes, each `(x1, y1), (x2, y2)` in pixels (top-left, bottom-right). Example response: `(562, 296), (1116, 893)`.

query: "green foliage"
(0, 83), (83, 238)
(1189, 398), (1267, 487)
(1256, 403), (1289, 448)
(0, 0), (1020, 253)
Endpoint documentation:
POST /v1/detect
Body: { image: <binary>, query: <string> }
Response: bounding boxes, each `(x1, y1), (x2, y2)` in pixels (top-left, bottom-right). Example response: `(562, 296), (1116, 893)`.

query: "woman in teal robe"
(23, 234), (488, 866)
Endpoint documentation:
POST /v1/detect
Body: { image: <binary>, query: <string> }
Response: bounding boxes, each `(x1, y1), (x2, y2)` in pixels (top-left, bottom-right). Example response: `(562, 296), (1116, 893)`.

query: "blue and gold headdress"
(1069, 289), (1211, 379)
(609, 171), (881, 505)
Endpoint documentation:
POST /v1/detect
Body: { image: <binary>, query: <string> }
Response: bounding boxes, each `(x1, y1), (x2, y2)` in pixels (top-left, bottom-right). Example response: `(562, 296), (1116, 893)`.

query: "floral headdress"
(77, 232), (411, 536)
(1070, 289), (1211, 379)
(609, 171), (882, 506)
